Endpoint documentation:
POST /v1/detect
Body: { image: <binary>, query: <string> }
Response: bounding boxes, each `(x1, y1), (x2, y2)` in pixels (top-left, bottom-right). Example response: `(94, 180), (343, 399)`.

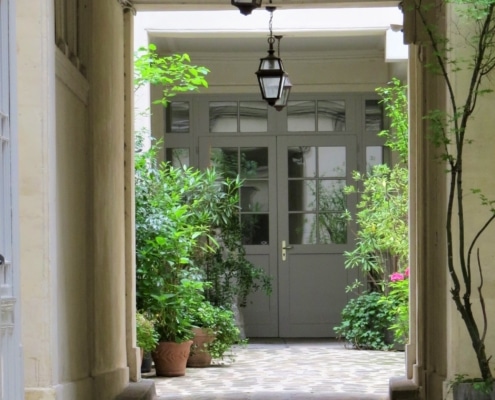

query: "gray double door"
(200, 134), (358, 338)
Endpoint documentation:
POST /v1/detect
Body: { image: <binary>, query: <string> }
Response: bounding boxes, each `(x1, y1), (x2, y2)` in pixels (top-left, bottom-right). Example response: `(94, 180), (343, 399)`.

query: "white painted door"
(0, 0), (23, 398)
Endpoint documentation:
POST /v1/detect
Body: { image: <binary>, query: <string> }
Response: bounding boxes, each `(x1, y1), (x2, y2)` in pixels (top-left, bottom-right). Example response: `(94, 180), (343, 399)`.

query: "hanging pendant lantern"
(256, 36), (286, 106)
(255, 6), (288, 107)
(231, 0), (262, 16)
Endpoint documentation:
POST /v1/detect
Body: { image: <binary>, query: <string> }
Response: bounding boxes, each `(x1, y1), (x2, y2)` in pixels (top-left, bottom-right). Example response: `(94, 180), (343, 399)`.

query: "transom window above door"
(159, 93), (386, 177)
(287, 100), (346, 132)
(209, 101), (268, 133)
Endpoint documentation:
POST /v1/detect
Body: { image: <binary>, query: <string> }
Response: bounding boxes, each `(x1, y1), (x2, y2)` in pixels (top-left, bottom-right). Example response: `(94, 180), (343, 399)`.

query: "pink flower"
(390, 272), (405, 282)
(404, 267), (410, 278)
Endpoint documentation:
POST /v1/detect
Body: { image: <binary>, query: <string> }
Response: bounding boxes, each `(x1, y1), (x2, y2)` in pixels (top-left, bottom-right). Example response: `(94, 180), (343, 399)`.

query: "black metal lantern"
(231, 0), (262, 15)
(255, 36), (286, 106)
(273, 74), (292, 111)
(255, 6), (287, 106)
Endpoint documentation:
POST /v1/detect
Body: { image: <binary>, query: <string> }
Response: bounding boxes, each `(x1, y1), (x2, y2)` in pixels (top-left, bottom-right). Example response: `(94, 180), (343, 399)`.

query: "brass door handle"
(282, 241), (293, 261)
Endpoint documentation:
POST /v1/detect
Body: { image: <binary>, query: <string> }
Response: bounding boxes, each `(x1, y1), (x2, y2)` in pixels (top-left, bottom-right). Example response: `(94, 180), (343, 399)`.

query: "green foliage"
(344, 164), (409, 291)
(134, 43), (209, 106)
(334, 292), (396, 350)
(344, 80), (409, 292)
(135, 140), (219, 342)
(202, 212), (273, 308)
(379, 271), (410, 345)
(136, 312), (159, 353)
(188, 300), (245, 361)
(135, 138), (271, 341)
(376, 78), (409, 164)
(337, 80), (409, 350)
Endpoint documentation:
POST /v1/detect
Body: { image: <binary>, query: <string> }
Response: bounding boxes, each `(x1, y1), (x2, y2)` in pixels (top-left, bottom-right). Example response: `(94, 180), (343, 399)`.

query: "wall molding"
(55, 48), (89, 105)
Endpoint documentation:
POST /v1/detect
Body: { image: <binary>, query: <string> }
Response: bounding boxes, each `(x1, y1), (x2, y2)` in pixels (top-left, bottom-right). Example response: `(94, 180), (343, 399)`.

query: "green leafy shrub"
(188, 300), (245, 361)
(379, 268), (410, 345)
(136, 312), (159, 353)
(334, 292), (396, 350)
(338, 79), (409, 350)
(344, 79), (409, 294)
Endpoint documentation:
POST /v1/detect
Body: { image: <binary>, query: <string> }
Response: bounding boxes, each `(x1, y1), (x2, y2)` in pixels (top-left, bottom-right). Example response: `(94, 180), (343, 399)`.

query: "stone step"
(115, 380), (157, 400)
(156, 393), (389, 399)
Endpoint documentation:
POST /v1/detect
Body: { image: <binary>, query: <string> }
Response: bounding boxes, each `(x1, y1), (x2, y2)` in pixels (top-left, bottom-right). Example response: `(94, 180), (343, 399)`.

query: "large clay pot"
(152, 340), (193, 377)
(187, 327), (216, 368)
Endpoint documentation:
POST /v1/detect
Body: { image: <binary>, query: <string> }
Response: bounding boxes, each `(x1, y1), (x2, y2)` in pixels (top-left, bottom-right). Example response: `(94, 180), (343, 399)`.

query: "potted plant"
(135, 142), (217, 377)
(412, 0), (495, 397)
(187, 300), (244, 367)
(136, 311), (159, 372)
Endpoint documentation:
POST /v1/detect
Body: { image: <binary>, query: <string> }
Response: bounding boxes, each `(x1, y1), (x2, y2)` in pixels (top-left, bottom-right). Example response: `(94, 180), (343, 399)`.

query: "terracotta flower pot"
(152, 340), (193, 377)
(187, 327), (216, 368)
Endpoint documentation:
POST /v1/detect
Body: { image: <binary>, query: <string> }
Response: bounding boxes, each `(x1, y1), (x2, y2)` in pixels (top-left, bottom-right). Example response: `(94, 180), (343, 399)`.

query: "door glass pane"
(165, 101), (190, 133)
(288, 146), (316, 178)
(240, 147), (268, 179)
(288, 101), (316, 132)
(366, 146), (383, 171)
(289, 213), (317, 245)
(288, 180), (316, 211)
(242, 214), (269, 245)
(365, 99), (383, 132)
(318, 100), (346, 132)
(210, 147), (238, 179)
(318, 147), (346, 177)
(318, 213), (347, 244)
(210, 101), (237, 132)
(165, 148), (190, 168)
(240, 102), (267, 132)
(319, 180), (346, 211)
(241, 181), (269, 212)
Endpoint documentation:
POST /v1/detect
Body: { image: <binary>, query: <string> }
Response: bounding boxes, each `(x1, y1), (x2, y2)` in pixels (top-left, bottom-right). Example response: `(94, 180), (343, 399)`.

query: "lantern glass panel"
(260, 58), (282, 71)
(259, 76), (283, 100)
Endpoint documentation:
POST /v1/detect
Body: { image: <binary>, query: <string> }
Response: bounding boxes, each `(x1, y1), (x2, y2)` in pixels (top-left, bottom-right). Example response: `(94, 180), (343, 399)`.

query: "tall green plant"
(135, 142), (215, 342)
(344, 80), (409, 292)
(413, 0), (495, 381)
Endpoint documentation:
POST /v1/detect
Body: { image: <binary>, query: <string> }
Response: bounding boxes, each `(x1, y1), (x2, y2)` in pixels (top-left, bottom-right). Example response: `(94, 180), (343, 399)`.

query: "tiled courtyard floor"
(150, 339), (406, 400)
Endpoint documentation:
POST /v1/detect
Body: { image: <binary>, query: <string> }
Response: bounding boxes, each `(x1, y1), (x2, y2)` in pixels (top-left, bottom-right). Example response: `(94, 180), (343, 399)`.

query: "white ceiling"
(138, 7), (404, 57)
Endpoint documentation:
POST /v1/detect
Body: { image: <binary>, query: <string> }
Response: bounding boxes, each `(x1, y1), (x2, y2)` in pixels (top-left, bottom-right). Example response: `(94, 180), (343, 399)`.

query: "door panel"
(199, 136), (279, 337)
(277, 135), (357, 337)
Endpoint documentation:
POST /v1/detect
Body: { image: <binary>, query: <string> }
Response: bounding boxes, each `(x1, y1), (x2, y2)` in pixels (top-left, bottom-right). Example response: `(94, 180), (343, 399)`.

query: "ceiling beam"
(133, 0), (399, 12)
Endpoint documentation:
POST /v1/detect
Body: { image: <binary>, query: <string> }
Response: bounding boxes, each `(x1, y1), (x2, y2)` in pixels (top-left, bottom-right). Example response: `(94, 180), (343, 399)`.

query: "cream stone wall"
(17, 0), (132, 399)
(53, 54), (92, 399)
(87, 1), (129, 399)
(17, 1), (59, 398)
(444, 3), (495, 391)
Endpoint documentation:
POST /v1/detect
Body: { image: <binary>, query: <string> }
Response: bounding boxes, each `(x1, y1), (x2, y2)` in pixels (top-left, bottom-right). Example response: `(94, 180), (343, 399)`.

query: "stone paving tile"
(152, 339), (405, 400)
